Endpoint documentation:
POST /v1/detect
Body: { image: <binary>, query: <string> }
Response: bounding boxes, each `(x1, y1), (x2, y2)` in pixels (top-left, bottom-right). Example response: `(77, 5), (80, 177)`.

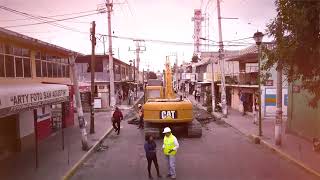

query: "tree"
(147, 71), (158, 79)
(263, 0), (320, 107)
(191, 54), (199, 63)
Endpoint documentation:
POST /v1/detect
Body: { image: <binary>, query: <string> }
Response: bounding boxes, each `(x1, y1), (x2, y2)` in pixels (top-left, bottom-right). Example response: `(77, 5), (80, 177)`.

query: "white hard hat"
(138, 104), (142, 107)
(163, 127), (171, 133)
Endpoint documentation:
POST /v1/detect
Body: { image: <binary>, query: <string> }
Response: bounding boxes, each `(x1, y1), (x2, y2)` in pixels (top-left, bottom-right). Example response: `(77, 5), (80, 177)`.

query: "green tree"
(264, 0), (320, 107)
(147, 71), (158, 79)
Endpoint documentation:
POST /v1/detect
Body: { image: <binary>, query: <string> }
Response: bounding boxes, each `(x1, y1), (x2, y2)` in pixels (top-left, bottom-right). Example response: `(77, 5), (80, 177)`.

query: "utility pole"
(90, 21), (96, 134)
(175, 53), (178, 91)
(106, 0), (115, 107)
(217, 0), (228, 116)
(211, 54), (216, 113)
(102, 36), (106, 55)
(70, 55), (89, 150)
(129, 40), (146, 98)
(275, 64), (283, 145)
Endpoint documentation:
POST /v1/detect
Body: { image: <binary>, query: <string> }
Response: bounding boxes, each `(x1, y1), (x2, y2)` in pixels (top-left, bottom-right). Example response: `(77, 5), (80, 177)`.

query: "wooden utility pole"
(106, 0), (115, 107)
(129, 40), (146, 99)
(90, 21), (96, 134)
(216, 0), (228, 116)
(70, 55), (89, 150)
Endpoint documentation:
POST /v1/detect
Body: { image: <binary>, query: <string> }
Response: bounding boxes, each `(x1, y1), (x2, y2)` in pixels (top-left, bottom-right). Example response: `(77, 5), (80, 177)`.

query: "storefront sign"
(94, 98), (102, 109)
(0, 84), (69, 118)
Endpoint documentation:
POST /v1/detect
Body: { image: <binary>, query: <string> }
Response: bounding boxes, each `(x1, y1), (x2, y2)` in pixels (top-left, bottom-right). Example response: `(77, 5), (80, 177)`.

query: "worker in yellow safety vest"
(162, 127), (179, 179)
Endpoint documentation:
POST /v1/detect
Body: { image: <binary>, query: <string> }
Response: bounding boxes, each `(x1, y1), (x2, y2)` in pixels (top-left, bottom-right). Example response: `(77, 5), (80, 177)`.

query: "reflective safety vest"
(163, 134), (177, 156)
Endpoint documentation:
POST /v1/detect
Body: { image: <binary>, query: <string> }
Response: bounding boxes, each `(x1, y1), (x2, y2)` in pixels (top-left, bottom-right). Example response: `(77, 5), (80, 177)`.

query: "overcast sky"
(0, 0), (276, 71)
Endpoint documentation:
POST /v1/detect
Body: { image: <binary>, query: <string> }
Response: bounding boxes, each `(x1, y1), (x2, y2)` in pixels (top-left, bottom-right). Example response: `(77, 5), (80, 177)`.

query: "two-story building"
(224, 44), (288, 119)
(75, 55), (135, 109)
(0, 28), (76, 160)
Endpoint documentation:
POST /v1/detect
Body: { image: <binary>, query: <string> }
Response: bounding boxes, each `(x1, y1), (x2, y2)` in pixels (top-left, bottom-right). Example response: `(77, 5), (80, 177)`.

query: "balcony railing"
(78, 72), (134, 82)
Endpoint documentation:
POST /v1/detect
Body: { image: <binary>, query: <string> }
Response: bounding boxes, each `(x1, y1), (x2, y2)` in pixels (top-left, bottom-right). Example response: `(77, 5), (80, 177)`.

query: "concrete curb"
(62, 127), (114, 180)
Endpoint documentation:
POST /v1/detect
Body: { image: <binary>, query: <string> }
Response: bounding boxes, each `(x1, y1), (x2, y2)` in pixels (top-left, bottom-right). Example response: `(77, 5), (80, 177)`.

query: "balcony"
(78, 72), (135, 82)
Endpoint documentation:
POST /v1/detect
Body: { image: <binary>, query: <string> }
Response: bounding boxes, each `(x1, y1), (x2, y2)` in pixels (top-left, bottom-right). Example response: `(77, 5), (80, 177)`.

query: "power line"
(0, 5), (90, 34)
(97, 33), (252, 47)
(0, 9), (98, 22)
(3, 12), (99, 28)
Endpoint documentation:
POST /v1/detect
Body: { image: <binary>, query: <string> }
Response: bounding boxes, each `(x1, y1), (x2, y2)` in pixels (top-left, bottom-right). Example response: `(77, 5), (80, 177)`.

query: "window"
(0, 54), (4, 77)
(5, 45), (13, 54)
(42, 61), (47, 77)
(0, 44), (31, 78)
(5, 55), (14, 77)
(52, 63), (57, 77)
(66, 65), (70, 77)
(115, 64), (120, 74)
(57, 64), (62, 77)
(14, 47), (22, 56)
(36, 60), (42, 77)
(47, 62), (53, 77)
(24, 58), (31, 77)
(61, 65), (66, 77)
(22, 48), (30, 57)
(15, 57), (23, 77)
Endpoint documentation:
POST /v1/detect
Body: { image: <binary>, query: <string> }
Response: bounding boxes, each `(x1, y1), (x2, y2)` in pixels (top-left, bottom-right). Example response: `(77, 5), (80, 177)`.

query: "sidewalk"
(0, 92), (144, 180)
(117, 91), (144, 110)
(187, 94), (320, 177)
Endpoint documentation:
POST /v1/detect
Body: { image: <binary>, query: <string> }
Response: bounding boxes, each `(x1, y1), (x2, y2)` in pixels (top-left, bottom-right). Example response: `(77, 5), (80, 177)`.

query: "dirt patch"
(193, 106), (214, 125)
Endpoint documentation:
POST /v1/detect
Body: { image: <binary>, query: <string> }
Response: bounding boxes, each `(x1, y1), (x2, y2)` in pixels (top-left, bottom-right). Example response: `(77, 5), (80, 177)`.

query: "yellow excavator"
(143, 57), (202, 138)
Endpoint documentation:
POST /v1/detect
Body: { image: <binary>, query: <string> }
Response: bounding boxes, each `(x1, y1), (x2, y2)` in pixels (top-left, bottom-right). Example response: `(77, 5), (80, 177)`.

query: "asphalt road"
(71, 118), (318, 180)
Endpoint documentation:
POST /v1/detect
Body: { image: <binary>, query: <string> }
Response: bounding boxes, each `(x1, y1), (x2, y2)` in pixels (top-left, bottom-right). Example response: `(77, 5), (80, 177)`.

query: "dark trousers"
(138, 117), (144, 129)
(112, 120), (120, 134)
(147, 155), (160, 176)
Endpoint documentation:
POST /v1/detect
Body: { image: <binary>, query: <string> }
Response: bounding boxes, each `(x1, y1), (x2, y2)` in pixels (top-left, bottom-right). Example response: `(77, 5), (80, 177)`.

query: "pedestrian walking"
(196, 90), (201, 102)
(144, 135), (162, 179)
(128, 89), (133, 105)
(162, 127), (179, 179)
(118, 90), (123, 105)
(137, 104), (144, 129)
(112, 107), (123, 135)
(240, 92), (247, 116)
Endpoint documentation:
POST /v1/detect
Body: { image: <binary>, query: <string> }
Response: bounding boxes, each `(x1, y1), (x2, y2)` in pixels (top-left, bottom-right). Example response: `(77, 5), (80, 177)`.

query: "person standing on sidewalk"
(144, 135), (162, 179)
(137, 104), (144, 129)
(162, 127), (179, 179)
(112, 107), (123, 135)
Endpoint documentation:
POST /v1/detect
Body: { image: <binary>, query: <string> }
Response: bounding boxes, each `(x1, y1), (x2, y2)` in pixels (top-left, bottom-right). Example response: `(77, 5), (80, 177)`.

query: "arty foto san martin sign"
(0, 85), (69, 118)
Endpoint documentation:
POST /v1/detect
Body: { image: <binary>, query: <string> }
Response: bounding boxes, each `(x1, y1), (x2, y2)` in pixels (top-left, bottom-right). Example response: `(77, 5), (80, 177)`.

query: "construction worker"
(162, 127), (179, 179)
(137, 104), (144, 129)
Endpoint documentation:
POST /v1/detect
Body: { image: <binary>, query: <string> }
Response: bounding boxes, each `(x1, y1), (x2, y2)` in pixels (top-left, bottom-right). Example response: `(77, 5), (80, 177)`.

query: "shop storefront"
(0, 83), (72, 158)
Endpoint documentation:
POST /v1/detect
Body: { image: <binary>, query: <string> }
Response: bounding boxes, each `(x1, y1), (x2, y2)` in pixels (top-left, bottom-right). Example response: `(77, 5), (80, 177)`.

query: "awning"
(0, 83), (69, 118)
(196, 81), (212, 84)
(217, 84), (259, 88)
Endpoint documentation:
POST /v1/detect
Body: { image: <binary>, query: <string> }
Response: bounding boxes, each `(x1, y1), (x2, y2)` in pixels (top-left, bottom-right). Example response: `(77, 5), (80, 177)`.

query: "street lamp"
(253, 31), (264, 137)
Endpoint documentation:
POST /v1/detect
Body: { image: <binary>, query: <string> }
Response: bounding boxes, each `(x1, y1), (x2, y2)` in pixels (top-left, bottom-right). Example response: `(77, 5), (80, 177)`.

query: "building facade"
(0, 28), (75, 160)
(75, 55), (135, 109)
